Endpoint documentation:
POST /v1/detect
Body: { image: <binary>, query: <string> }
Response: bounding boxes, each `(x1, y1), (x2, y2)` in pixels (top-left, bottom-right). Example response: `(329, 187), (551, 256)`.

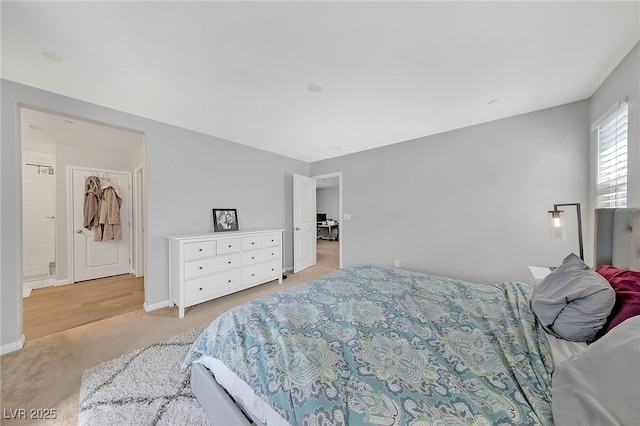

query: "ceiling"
(2, 1), (639, 163)
(20, 107), (143, 156)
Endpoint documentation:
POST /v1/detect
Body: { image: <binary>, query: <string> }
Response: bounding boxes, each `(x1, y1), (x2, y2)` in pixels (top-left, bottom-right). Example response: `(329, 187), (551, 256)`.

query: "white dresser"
(167, 228), (284, 318)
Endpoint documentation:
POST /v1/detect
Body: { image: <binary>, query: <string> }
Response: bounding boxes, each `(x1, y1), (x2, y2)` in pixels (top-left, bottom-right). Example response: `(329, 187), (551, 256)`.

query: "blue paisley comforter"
(183, 264), (554, 425)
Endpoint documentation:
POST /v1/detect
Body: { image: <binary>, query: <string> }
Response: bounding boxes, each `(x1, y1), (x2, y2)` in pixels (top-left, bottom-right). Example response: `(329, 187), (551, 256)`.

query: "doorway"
(314, 172), (342, 270)
(20, 106), (145, 336)
(292, 172), (343, 274)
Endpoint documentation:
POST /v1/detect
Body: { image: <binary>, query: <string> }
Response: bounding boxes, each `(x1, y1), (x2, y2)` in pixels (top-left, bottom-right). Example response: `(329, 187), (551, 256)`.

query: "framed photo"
(212, 209), (239, 232)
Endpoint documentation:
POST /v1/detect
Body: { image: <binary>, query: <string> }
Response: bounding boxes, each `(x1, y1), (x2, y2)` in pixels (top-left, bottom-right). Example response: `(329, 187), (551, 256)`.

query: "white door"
(293, 174), (317, 273)
(72, 168), (131, 282)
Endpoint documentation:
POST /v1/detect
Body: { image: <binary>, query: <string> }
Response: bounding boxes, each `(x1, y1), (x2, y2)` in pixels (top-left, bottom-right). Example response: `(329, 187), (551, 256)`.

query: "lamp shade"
(547, 203), (583, 260)
(549, 209), (566, 239)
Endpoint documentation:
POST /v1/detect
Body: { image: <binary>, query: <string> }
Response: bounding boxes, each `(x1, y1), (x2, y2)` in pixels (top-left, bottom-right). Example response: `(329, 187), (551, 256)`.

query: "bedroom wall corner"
(311, 100), (591, 285)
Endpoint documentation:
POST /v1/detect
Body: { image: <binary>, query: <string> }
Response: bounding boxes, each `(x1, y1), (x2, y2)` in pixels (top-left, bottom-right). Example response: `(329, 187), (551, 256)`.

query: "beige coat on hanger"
(83, 176), (102, 230)
(94, 181), (122, 241)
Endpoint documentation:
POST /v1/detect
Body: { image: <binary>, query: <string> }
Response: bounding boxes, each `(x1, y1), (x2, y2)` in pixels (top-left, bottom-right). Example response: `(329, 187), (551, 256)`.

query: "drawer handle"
(199, 266), (203, 270)
(228, 244), (232, 248)
(228, 261), (232, 264)
(199, 287), (203, 291)
(252, 242), (255, 245)
(251, 256), (255, 260)
(251, 273), (255, 276)
(199, 248), (203, 252)
(228, 279), (232, 283)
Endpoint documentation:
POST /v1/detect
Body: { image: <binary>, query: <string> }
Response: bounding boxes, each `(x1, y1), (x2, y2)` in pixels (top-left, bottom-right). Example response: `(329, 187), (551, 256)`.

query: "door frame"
(133, 163), (144, 278)
(312, 171), (343, 269)
(67, 165), (133, 283)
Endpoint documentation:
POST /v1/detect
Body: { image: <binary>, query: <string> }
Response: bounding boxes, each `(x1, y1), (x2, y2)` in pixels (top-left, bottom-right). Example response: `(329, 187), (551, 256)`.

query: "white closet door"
(72, 167), (131, 282)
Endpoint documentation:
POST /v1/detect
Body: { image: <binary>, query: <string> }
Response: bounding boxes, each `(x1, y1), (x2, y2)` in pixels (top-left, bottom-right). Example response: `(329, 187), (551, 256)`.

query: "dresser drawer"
(242, 236), (263, 251)
(242, 259), (281, 285)
(184, 269), (242, 304)
(184, 254), (241, 280)
(216, 238), (241, 255)
(262, 233), (281, 247)
(242, 247), (281, 266)
(184, 241), (215, 260)
(168, 229), (283, 318)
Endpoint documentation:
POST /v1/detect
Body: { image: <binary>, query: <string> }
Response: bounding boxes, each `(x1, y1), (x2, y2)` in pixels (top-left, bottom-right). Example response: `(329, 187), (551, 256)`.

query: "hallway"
(23, 274), (144, 340)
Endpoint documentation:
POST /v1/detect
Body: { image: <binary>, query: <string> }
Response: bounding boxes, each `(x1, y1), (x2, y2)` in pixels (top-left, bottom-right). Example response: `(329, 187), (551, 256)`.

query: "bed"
(182, 207), (640, 425)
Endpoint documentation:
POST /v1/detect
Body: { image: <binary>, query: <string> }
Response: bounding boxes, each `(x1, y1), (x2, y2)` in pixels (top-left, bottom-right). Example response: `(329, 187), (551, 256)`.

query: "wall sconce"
(548, 203), (584, 260)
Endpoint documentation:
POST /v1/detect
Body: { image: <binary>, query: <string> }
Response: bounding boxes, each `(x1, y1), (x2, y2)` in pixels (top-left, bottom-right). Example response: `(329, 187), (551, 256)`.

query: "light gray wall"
(312, 101), (592, 285)
(1, 82), (22, 351)
(589, 42), (639, 208)
(132, 142), (144, 170)
(316, 187), (339, 220)
(1, 79), (309, 350)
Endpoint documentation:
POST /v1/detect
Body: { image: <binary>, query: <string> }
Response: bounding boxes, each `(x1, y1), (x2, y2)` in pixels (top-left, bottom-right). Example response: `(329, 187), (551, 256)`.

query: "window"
(596, 104), (628, 208)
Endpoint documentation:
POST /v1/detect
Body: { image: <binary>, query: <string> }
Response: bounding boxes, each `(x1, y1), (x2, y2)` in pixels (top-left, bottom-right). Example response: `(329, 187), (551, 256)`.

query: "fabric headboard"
(594, 208), (640, 271)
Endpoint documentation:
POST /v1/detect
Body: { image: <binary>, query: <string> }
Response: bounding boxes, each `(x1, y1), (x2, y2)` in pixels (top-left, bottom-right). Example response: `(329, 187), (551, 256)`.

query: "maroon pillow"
(596, 265), (640, 334)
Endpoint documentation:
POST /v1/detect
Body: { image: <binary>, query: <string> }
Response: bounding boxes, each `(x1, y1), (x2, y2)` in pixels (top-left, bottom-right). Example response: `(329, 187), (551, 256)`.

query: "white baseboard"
(144, 300), (170, 312)
(1, 335), (25, 355)
(23, 278), (71, 291)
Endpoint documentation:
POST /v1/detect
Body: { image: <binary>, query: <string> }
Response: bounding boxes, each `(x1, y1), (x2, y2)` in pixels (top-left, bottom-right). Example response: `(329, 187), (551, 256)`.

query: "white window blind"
(596, 104), (628, 208)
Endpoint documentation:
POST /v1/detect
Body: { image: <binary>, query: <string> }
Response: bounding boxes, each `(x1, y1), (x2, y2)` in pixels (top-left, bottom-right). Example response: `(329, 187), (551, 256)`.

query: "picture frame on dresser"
(213, 209), (239, 232)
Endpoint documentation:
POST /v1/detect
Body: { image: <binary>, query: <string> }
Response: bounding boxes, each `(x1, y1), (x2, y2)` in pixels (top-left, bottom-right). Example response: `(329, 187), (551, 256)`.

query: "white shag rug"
(78, 325), (212, 426)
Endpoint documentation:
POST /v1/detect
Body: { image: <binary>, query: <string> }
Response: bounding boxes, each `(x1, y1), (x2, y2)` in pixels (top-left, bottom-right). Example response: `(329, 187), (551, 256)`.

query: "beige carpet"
(1, 241), (339, 425)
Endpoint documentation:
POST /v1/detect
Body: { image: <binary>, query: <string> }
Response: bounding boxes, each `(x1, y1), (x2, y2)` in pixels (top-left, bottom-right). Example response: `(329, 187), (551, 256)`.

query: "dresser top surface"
(166, 228), (284, 240)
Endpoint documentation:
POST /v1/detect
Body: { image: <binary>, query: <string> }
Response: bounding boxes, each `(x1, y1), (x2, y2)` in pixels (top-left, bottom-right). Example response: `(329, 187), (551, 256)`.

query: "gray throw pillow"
(530, 253), (615, 342)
